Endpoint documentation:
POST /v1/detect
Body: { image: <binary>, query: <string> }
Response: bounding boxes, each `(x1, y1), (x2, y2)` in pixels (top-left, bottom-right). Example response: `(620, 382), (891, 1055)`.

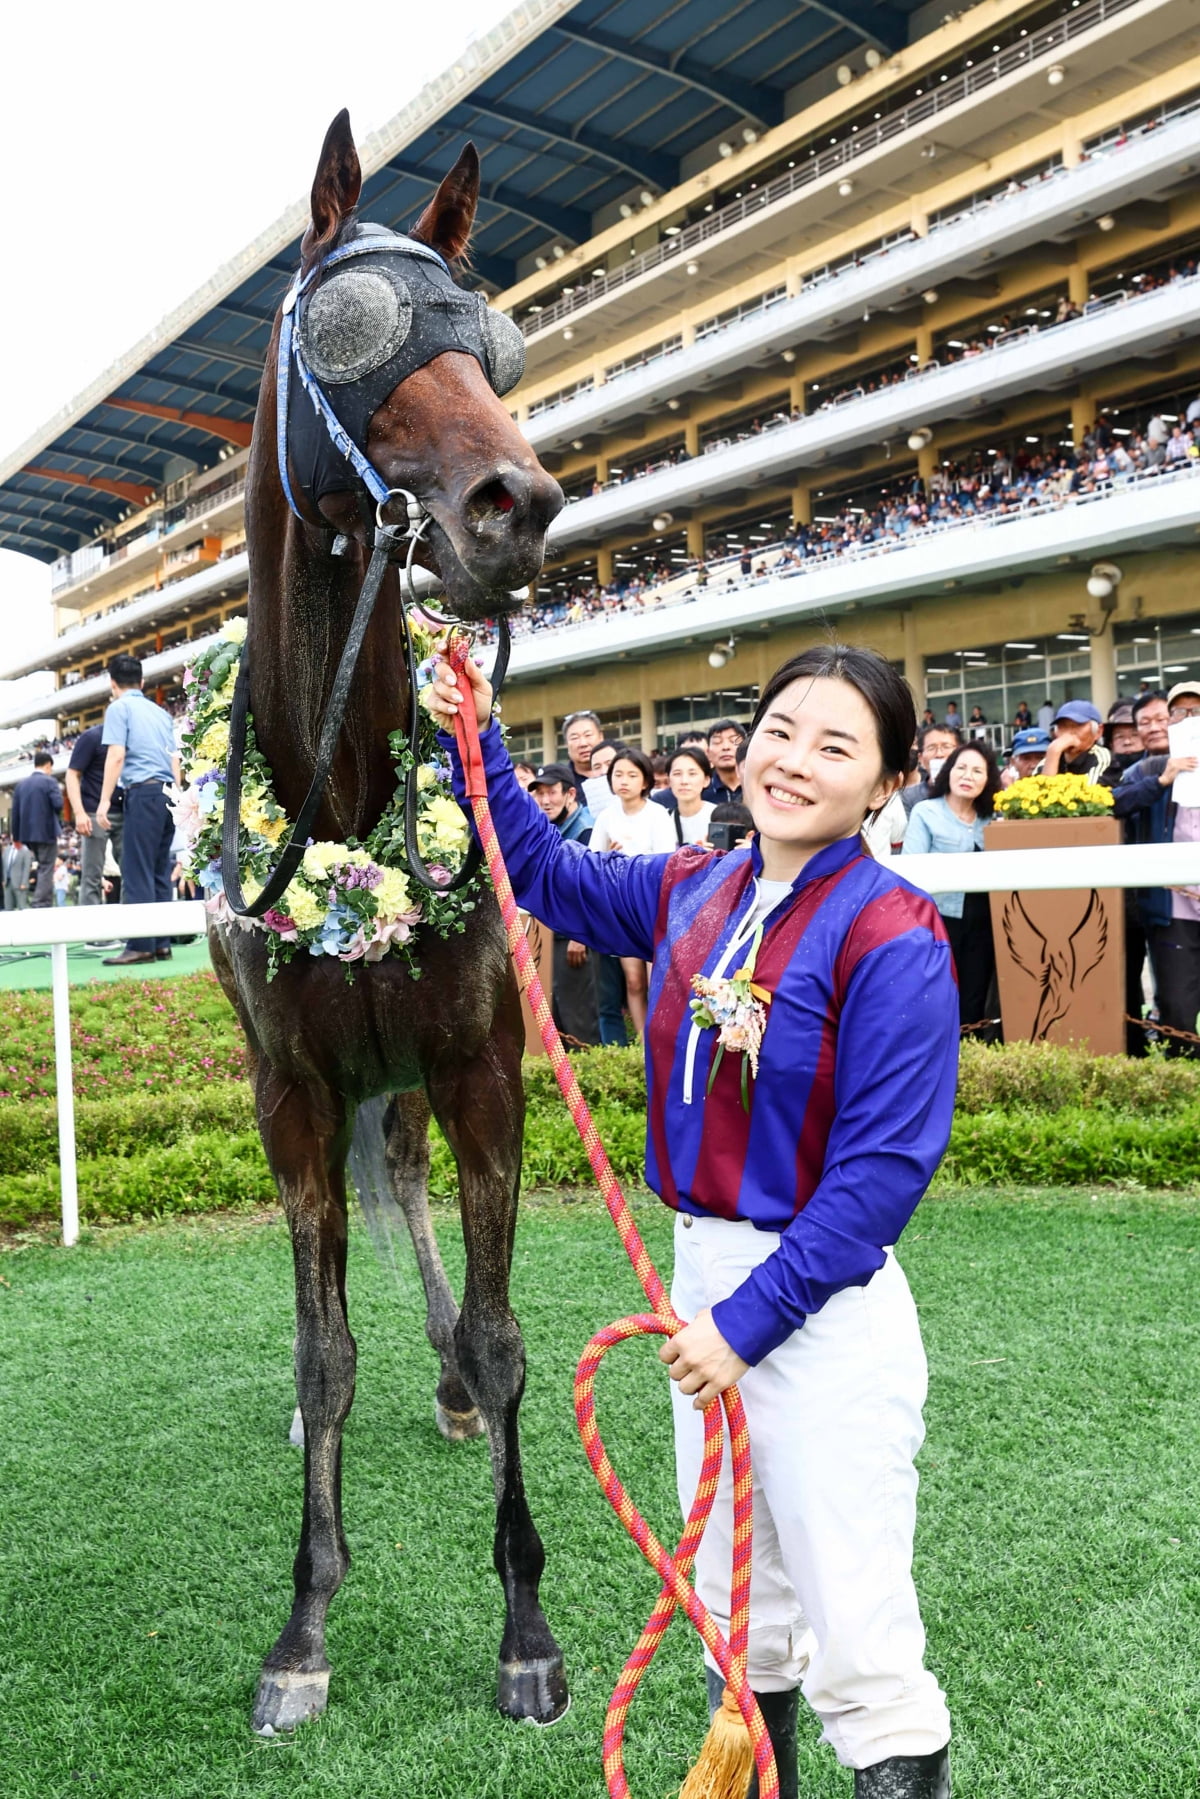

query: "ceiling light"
(742, 127), (758, 144)
(686, 260), (701, 276)
(667, 398), (681, 410)
(923, 288), (939, 305)
(640, 190), (655, 208)
(836, 63), (854, 86)
(652, 513), (674, 532)
(1097, 214), (1115, 231)
(1005, 642), (1038, 650)
(571, 439), (584, 451)
(718, 141), (734, 158)
(865, 47), (882, 69)
(1087, 561), (1122, 600)
(908, 427), (933, 451)
(561, 325), (575, 343)
(592, 267), (605, 278)
(708, 638), (737, 669)
(534, 255), (547, 270)
(619, 203), (634, 219)
(1047, 63), (1066, 86)
(838, 178), (854, 197)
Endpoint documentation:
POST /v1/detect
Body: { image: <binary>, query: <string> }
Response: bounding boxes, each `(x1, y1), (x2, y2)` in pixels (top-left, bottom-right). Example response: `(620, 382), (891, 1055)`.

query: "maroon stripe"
(646, 856), (752, 1207)
(693, 863), (858, 1217)
(833, 883), (950, 1004)
(794, 1006), (839, 1210)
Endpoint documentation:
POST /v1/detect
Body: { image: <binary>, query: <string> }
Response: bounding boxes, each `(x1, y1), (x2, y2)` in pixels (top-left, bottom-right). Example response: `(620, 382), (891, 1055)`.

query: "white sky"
(0, 0), (514, 733)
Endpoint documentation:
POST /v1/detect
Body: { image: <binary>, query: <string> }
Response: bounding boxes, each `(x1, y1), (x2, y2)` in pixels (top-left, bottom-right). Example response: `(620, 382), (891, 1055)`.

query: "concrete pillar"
(639, 694), (657, 753)
(1090, 630), (1117, 717)
(686, 518), (706, 559)
(1068, 263), (1089, 308)
(917, 442), (938, 486)
(1062, 122), (1083, 169)
(901, 609), (922, 702)
(680, 314), (696, 348)
(540, 704), (557, 762)
(596, 546), (614, 586)
(791, 484), (811, 527)
(786, 263), (803, 298)
(684, 420), (701, 456)
(593, 361), (607, 388)
(1071, 393), (1093, 449)
(910, 204), (929, 239)
(915, 321), (934, 365)
(788, 372), (806, 413)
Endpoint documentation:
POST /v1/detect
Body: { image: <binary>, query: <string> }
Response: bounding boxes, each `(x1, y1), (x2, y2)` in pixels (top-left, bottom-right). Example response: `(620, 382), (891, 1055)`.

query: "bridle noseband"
(219, 226), (520, 920)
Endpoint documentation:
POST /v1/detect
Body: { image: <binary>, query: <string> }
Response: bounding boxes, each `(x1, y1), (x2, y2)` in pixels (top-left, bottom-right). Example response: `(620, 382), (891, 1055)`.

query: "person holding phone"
(428, 642), (958, 1799)
(667, 746), (717, 845)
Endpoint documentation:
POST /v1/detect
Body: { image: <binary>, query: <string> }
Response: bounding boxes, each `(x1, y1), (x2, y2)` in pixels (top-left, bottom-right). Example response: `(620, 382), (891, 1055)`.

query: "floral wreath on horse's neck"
(173, 615), (490, 978)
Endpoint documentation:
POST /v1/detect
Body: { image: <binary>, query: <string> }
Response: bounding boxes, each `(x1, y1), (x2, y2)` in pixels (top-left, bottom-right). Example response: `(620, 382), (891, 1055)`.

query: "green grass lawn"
(2, 1186), (1198, 1798)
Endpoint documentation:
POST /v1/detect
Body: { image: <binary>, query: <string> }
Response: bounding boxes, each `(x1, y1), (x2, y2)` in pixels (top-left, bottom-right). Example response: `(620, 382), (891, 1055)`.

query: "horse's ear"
(411, 143), (479, 263)
(303, 109), (362, 269)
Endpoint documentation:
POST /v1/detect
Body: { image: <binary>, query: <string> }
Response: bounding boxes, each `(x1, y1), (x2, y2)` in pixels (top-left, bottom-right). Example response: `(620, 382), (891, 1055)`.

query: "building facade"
(2, 0), (1199, 785)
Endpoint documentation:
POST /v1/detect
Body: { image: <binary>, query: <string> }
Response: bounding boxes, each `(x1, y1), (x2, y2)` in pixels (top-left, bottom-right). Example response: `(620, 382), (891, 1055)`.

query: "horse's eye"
(301, 268), (413, 384)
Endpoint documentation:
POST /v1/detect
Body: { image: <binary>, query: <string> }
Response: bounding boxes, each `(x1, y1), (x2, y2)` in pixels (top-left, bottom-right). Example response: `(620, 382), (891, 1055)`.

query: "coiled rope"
(446, 638), (777, 1799)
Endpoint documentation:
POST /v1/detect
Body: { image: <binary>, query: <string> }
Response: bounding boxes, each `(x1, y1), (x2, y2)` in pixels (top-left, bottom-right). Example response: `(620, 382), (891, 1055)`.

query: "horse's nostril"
(479, 478), (515, 516)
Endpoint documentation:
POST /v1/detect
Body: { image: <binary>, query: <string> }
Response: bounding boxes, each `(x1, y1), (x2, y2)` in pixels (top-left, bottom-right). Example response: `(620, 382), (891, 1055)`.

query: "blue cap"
(1010, 727), (1051, 756)
(1053, 700), (1103, 727)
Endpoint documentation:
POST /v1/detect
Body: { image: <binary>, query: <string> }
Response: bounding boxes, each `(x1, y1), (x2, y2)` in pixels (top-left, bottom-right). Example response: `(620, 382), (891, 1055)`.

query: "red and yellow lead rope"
(447, 639), (777, 1799)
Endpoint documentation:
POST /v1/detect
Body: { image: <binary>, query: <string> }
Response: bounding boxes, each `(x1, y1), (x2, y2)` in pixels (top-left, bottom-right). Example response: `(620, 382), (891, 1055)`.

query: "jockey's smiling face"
(742, 676), (899, 884)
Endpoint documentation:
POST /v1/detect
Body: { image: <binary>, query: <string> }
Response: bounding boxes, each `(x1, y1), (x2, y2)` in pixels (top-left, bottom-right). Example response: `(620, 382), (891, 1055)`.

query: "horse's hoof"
(252, 1667), (330, 1735)
(288, 1406), (305, 1448)
(436, 1400), (485, 1442)
(497, 1652), (570, 1725)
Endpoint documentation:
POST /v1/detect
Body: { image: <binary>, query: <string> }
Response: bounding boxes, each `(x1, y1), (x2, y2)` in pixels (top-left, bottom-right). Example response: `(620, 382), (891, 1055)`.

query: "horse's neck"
(248, 515), (408, 843)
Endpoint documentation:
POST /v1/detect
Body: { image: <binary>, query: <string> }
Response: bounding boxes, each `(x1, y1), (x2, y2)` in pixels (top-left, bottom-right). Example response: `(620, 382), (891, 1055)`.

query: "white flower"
(222, 616), (248, 645)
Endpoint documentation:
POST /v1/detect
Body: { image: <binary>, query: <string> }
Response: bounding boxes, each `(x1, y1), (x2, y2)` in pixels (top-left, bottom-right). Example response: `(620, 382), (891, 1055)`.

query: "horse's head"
(286, 111), (562, 620)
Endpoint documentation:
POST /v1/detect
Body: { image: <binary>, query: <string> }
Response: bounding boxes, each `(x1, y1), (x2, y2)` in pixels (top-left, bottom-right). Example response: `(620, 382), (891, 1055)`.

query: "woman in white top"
(667, 746), (717, 846)
(589, 746), (677, 1036)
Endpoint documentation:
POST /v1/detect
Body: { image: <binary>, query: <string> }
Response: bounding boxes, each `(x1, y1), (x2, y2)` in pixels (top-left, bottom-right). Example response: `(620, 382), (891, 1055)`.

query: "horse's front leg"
(427, 1024), (569, 1726)
(383, 1090), (484, 1441)
(253, 1063), (356, 1735)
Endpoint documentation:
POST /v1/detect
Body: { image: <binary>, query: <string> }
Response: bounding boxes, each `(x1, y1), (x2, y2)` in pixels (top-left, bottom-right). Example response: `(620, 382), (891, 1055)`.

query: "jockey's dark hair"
(928, 741), (1003, 816)
(749, 644), (915, 781)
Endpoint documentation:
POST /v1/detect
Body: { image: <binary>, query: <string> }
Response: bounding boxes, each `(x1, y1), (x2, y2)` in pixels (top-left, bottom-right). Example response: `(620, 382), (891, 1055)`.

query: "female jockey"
(428, 643), (957, 1799)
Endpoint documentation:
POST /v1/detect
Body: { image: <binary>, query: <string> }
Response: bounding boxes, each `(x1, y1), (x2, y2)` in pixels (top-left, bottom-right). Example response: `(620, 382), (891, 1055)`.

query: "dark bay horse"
(208, 112), (567, 1735)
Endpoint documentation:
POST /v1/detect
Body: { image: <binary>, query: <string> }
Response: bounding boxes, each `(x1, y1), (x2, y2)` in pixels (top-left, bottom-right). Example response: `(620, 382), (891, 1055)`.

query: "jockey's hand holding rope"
(428, 654), (749, 1412)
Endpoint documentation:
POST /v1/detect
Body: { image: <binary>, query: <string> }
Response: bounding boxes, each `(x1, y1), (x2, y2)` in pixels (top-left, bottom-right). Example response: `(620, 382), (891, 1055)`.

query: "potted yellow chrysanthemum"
(984, 774), (1124, 1054)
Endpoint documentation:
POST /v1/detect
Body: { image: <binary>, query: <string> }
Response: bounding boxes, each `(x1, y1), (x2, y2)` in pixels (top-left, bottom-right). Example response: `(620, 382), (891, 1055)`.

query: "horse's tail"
(347, 1095), (408, 1276)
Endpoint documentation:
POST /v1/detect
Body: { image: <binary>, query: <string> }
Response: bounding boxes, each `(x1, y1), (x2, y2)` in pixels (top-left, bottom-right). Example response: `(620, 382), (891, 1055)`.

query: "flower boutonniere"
(689, 925), (771, 1110)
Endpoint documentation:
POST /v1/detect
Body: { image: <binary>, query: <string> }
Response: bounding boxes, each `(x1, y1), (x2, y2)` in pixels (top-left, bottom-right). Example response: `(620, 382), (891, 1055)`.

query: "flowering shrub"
(174, 618), (482, 977)
(992, 773), (1115, 819)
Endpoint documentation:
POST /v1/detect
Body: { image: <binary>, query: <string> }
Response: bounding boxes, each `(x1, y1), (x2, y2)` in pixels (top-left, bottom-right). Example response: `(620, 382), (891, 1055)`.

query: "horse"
(206, 111), (568, 1736)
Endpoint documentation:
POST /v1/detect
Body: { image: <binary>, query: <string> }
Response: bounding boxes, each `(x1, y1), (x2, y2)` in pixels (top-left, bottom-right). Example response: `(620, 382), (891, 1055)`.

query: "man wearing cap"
(528, 765), (600, 1047)
(1113, 681), (1200, 1056)
(1038, 700), (1111, 783)
(1001, 727), (1051, 787)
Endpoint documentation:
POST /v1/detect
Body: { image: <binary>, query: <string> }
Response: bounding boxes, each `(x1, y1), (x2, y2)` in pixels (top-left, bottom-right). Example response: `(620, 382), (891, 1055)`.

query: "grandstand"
(3, 0), (1200, 784)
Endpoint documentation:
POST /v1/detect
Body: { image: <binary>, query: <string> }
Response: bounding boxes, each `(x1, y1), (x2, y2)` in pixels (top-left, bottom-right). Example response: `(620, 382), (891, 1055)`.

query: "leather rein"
(219, 494), (511, 921)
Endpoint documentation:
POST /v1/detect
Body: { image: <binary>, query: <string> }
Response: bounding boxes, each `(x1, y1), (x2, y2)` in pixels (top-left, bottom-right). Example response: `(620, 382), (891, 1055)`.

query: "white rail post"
(50, 942), (79, 1247)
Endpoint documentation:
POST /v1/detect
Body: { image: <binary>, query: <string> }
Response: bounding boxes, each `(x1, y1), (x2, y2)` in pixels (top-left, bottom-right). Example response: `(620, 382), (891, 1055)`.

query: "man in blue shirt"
(10, 751), (63, 908)
(96, 655), (181, 965)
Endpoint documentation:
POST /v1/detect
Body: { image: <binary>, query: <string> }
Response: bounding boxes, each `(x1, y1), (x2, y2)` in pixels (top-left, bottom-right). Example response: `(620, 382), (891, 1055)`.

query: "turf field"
(2, 1186), (1197, 1797)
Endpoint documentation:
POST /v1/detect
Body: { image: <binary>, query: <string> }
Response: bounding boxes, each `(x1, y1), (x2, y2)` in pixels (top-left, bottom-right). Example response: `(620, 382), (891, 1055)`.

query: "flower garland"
(993, 773), (1115, 820)
(174, 616), (483, 977)
(689, 924), (771, 1110)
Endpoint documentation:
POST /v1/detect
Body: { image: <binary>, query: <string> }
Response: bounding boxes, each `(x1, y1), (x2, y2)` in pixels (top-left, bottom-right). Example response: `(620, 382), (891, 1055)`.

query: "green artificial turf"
(0, 934), (213, 993)
(1, 1187), (1198, 1797)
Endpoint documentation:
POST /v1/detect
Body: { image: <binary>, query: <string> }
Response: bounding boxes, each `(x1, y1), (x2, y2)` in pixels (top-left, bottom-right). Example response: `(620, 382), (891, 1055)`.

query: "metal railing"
(9, 840), (1200, 1245)
(519, 0), (1145, 339)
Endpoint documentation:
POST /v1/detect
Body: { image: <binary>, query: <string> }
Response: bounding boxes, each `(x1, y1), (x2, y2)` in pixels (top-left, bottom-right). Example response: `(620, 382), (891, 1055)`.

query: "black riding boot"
(854, 1747), (951, 1797)
(705, 1667), (799, 1799)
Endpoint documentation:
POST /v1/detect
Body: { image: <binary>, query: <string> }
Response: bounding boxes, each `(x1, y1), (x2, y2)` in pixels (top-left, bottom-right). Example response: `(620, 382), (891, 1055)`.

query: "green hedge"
(3, 1029), (1198, 1234)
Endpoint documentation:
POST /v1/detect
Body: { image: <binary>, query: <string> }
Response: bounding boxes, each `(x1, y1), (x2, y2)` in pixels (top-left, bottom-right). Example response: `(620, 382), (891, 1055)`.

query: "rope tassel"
(447, 638), (777, 1799)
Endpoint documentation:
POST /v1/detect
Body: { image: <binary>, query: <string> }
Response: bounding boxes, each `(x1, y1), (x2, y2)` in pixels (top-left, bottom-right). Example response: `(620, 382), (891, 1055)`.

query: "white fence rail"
(3, 843), (1199, 1247)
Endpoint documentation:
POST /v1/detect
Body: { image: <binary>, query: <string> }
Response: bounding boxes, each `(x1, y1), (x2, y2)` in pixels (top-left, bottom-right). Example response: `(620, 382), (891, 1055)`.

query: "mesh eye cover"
(299, 266), (413, 384)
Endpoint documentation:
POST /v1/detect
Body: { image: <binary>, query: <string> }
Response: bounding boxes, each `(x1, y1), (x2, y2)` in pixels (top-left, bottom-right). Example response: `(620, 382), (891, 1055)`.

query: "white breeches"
(670, 1213), (951, 1771)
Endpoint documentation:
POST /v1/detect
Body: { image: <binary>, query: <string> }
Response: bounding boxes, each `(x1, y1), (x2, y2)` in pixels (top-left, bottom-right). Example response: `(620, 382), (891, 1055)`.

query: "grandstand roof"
(0, 0), (928, 564)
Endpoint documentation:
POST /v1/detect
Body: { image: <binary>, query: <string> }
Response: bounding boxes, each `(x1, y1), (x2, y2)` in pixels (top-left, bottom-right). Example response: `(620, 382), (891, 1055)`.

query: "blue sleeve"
(100, 700), (127, 749)
(442, 722), (669, 960)
(712, 924), (959, 1364)
(900, 803), (933, 854)
(1112, 759), (1165, 819)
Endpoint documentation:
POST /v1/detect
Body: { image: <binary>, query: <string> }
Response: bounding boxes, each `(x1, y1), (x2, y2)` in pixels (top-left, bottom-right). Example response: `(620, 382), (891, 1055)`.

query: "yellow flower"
(198, 720), (230, 763)
(282, 882), (326, 931)
(302, 841), (345, 881)
(215, 655), (241, 695)
(423, 793), (469, 853)
(374, 867), (415, 921)
(417, 763), (438, 791)
(222, 617), (248, 646)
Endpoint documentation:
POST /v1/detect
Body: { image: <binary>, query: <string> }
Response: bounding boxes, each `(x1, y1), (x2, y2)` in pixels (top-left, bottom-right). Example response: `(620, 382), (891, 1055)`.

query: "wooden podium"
(516, 912), (552, 1055)
(983, 816), (1126, 1056)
